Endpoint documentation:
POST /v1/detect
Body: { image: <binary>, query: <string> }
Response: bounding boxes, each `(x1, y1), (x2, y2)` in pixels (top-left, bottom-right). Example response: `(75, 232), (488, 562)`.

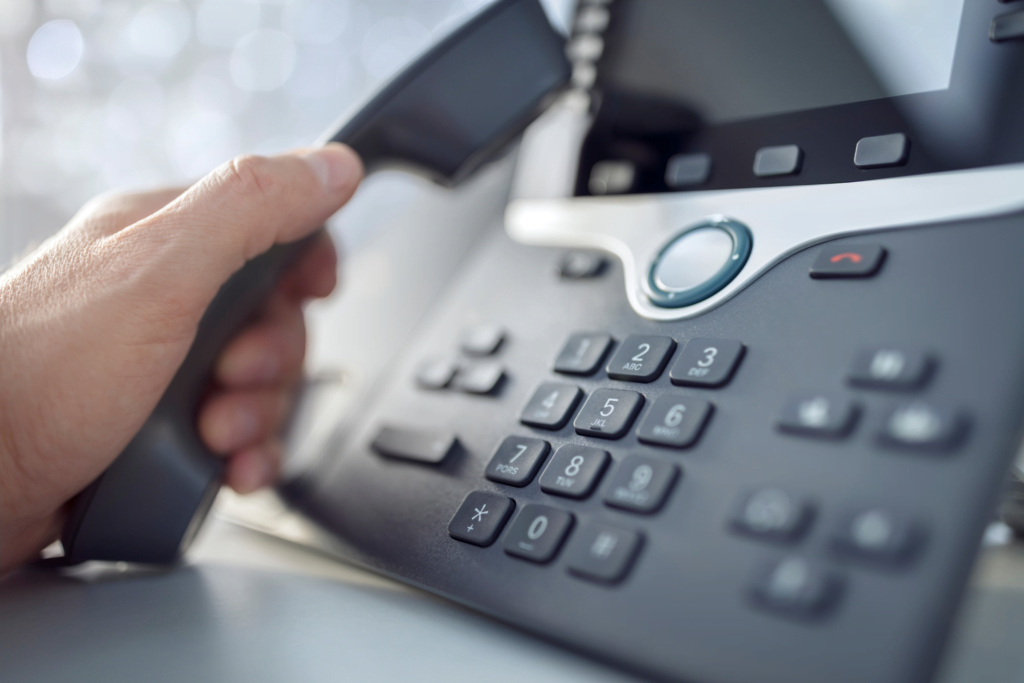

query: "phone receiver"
(60, 0), (570, 564)
(830, 252), (864, 264)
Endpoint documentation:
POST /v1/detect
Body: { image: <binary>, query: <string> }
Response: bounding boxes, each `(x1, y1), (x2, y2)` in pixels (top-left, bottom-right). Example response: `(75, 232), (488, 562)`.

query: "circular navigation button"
(646, 219), (752, 308)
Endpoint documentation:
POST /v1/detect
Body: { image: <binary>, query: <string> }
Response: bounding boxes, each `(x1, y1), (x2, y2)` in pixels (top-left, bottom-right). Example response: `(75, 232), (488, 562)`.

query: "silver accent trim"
(505, 163), (1024, 320)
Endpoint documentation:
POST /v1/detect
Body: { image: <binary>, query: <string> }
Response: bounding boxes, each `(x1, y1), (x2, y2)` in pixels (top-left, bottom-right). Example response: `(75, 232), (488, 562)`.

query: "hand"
(0, 144), (363, 572)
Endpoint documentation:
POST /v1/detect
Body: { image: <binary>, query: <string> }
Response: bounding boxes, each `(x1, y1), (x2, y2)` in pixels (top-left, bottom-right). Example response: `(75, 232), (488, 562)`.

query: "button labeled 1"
(669, 338), (744, 387)
(504, 504), (574, 563)
(554, 332), (613, 376)
(539, 445), (610, 499)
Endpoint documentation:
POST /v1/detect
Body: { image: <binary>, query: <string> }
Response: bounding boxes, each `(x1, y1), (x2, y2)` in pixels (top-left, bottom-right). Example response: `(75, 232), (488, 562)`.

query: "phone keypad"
(441, 329), (959, 620)
(573, 388), (644, 438)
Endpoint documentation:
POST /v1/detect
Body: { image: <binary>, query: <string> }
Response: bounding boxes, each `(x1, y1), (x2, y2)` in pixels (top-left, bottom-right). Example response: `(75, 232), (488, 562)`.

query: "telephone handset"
(60, 0), (570, 564)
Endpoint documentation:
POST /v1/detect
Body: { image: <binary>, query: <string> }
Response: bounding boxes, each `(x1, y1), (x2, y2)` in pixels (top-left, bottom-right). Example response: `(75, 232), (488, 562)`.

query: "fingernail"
(236, 450), (272, 494)
(302, 144), (362, 191)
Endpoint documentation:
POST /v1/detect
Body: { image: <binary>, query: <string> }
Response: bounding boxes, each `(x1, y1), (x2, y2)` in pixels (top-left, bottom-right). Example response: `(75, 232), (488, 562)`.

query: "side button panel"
(372, 425), (458, 464)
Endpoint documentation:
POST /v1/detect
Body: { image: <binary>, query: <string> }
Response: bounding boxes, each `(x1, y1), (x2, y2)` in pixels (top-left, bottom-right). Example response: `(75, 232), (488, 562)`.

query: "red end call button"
(809, 244), (886, 279)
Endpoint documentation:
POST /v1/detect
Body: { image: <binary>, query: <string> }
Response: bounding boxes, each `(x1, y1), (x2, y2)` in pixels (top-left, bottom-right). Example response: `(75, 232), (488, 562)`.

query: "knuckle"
(222, 154), (277, 199)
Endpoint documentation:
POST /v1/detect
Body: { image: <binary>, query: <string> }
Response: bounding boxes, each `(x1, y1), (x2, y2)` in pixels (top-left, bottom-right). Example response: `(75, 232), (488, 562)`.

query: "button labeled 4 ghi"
(521, 383), (583, 430)
(574, 389), (644, 439)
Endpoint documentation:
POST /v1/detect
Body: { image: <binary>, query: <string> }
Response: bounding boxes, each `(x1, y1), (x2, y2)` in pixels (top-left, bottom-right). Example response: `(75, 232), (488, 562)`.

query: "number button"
(565, 521), (644, 584)
(539, 445), (610, 499)
(605, 335), (677, 382)
(503, 504), (575, 563)
(485, 437), (551, 486)
(636, 395), (713, 448)
(602, 455), (679, 514)
(573, 388), (645, 439)
(554, 332), (614, 376)
(669, 338), (745, 387)
(520, 382), (584, 429)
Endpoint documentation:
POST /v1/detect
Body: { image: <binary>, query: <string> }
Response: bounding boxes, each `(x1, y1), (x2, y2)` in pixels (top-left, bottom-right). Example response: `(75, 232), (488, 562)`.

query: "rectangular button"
(573, 389), (644, 439)
(731, 488), (813, 542)
(829, 507), (923, 565)
(504, 504), (574, 563)
(991, 11), (1024, 42)
(848, 347), (934, 390)
(854, 133), (909, 168)
(636, 396), (712, 448)
(602, 455), (679, 514)
(485, 437), (550, 487)
(606, 335), (676, 382)
(461, 325), (505, 356)
(777, 393), (859, 438)
(753, 145), (802, 177)
(520, 383), (583, 429)
(448, 491), (515, 547)
(750, 556), (843, 619)
(669, 339), (744, 387)
(415, 358), (458, 390)
(539, 445), (610, 499)
(810, 244), (886, 278)
(455, 362), (505, 394)
(372, 425), (457, 464)
(566, 522), (643, 584)
(878, 401), (967, 451)
(665, 152), (711, 188)
(554, 332), (613, 375)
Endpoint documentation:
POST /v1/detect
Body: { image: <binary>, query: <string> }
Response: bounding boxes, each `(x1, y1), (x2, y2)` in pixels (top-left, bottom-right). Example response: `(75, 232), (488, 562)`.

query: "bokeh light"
(27, 20), (84, 80)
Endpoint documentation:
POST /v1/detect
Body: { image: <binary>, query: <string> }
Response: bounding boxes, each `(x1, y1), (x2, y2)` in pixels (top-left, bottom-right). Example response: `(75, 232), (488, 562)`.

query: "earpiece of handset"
(60, 0), (570, 565)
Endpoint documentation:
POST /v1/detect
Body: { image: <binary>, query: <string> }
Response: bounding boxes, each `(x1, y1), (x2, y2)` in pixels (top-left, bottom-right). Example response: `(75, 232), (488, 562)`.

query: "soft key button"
(504, 504), (574, 563)
(777, 393), (859, 438)
(460, 325), (505, 356)
(605, 335), (676, 382)
(731, 488), (814, 542)
(372, 425), (458, 464)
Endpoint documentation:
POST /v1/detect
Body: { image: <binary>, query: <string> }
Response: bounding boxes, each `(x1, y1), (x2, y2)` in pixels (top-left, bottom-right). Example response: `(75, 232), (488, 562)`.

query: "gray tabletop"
(3, 504), (1024, 683)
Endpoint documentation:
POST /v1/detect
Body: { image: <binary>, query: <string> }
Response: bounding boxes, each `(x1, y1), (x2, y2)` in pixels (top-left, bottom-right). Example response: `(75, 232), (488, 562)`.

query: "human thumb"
(104, 143), (362, 316)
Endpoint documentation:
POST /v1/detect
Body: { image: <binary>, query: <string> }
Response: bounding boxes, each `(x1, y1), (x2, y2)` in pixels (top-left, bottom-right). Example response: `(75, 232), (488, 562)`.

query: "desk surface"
(3, 509), (1024, 683)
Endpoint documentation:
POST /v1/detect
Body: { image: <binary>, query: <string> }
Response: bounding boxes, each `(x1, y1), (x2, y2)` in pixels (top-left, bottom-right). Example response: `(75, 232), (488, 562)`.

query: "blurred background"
(0, 0), (574, 266)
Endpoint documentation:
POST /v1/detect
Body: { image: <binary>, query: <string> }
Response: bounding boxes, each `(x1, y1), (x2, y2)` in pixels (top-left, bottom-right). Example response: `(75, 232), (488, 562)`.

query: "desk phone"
(63, 1), (1024, 682)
